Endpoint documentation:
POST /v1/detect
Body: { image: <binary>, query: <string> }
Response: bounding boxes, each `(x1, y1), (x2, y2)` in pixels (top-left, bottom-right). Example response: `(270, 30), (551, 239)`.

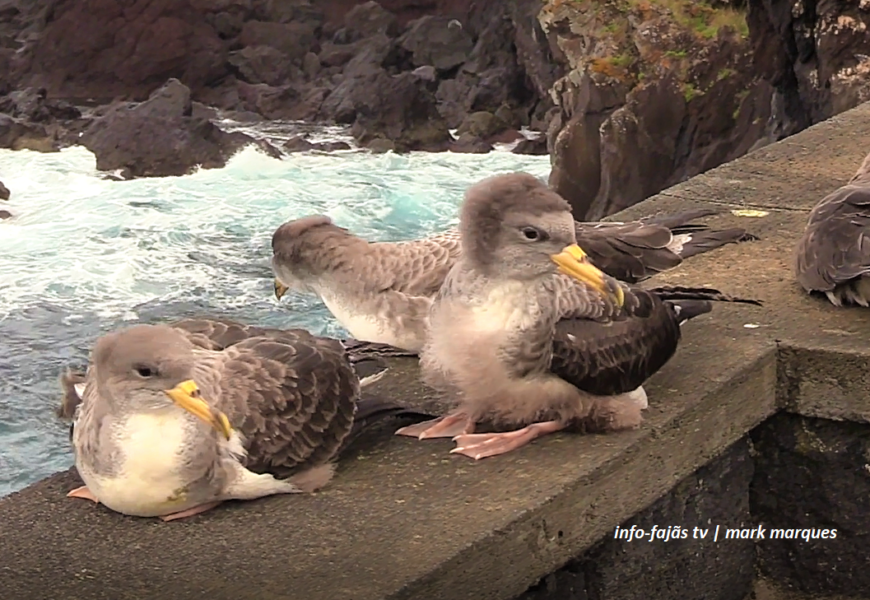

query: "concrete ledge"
(2, 102), (870, 600)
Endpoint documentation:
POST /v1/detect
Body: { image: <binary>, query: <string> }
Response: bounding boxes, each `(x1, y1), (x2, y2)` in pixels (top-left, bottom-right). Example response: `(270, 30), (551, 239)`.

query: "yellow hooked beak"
(550, 244), (625, 307)
(274, 278), (289, 301)
(164, 380), (233, 441)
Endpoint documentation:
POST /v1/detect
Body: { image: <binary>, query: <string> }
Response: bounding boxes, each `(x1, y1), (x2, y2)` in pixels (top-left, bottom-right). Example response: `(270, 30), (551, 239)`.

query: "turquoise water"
(0, 140), (551, 497)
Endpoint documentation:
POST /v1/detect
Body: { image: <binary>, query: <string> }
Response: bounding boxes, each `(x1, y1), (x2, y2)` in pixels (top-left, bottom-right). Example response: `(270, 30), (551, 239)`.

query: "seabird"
(271, 196), (753, 352)
(795, 150), (870, 306)
(62, 318), (423, 521)
(396, 172), (760, 459)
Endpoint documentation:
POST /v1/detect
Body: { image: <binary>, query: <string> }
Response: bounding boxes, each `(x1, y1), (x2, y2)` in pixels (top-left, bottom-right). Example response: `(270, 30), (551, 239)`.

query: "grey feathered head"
(91, 324), (232, 438)
(458, 173), (624, 302)
(271, 215), (355, 298)
(460, 173), (571, 269)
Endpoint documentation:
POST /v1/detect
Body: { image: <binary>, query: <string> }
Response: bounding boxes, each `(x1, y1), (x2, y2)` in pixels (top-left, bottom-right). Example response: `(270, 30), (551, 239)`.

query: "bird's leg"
(395, 411), (475, 439)
(67, 486), (100, 503)
(159, 501), (223, 522)
(451, 421), (567, 460)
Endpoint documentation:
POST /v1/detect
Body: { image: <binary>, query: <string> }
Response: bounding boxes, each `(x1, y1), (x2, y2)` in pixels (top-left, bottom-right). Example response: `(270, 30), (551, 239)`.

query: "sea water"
(0, 135), (550, 497)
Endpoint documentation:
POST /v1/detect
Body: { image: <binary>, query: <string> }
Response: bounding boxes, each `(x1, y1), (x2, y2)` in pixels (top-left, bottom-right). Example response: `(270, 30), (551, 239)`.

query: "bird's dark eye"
(521, 226), (545, 241)
(134, 365), (156, 378)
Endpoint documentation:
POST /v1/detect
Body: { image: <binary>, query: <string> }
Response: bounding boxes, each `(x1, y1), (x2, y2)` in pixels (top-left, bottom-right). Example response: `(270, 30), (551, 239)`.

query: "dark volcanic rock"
(398, 15), (473, 71)
(751, 413), (870, 596)
(343, 1), (399, 41)
(0, 88), (81, 123)
(24, 0), (228, 100)
(319, 35), (395, 123)
(228, 46), (295, 86)
(364, 137), (396, 153)
(282, 135), (350, 153)
(0, 180), (9, 200)
(238, 20), (316, 61)
(237, 82), (325, 121)
(0, 209), (11, 220)
(319, 42), (355, 68)
(456, 111), (509, 141)
(433, 6), (535, 128)
(541, 2), (778, 219)
(587, 74), (687, 220)
(0, 113), (56, 152)
(252, 0), (324, 29)
(449, 133), (492, 154)
(348, 71), (451, 152)
(512, 136), (548, 155)
(79, 79), (261, 178)
(748, 0), (870, 126)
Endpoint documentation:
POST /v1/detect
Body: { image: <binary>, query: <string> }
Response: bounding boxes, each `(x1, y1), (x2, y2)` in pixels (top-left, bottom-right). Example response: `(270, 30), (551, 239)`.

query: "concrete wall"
(1, 102), (869, 600)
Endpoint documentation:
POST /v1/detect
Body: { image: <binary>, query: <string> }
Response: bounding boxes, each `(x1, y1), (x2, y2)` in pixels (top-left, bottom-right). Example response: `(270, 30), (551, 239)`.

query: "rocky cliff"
(542, 0), (870, 219)
(0, 0), (867, 217)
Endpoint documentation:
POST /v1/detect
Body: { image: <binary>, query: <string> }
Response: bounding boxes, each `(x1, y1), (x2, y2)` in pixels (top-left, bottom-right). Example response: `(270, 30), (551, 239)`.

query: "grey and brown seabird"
(395, 173), (760, 459)
(62, 318), (420, 520)
(795, 150), (870, 306)
(270, 186), (752, 352)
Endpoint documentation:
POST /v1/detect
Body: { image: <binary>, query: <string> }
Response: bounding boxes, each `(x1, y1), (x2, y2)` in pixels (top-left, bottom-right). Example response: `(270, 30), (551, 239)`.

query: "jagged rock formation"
(0, 0), (554, 154)
(79, 79), (279, 178)
(748, 0), (870, 125)
(0, 0), (866, 199)
(541, 0), (870, 219)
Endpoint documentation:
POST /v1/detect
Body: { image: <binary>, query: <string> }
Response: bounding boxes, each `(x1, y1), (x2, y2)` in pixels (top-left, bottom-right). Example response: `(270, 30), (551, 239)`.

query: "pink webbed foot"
(450, 421), (567, 460)
(159, 501), (223, 522)
(395, 412), (475, 439)
(67, 486), (100, 503)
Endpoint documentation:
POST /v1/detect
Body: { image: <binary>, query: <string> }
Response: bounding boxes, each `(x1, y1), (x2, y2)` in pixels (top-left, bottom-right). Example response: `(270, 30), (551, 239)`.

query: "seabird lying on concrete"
(397, 172), (760, 459)
(271, 196), (752, 352)
(61, 318), (422, 521)
(795, 151), (870, 306)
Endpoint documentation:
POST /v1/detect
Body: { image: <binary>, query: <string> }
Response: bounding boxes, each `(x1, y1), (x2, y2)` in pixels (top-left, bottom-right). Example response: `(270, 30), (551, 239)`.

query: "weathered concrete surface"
(519, 439), (756, 600)
(751, 414), (870, 598)
(2, 102), (870, 600)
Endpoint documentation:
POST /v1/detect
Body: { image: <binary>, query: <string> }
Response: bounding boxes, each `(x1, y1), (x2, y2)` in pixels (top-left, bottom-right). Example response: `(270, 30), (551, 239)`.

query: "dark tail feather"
(643, 208), (758, 253)
(340, 396), (433, 453)
(57, 368), (86, 420)
(675, 228), (758, 259)
(342, 339), (419, 359)
(668, 300), (714, 325)
(651, 285), (764, 306)
(642, 208), (718, 229)
(342, 340), (419, 389)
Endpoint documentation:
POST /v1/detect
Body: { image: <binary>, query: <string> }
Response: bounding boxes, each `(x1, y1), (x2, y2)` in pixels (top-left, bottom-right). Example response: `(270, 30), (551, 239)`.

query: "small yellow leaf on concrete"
(730, 209), (769, 217)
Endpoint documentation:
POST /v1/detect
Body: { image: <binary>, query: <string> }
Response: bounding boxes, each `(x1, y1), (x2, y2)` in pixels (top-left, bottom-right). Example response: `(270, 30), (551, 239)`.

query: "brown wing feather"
(575, 221), (681, 283)
(543, 278), (732, 396)
(369, 230), (462, 297)
(795, 185), (870, 292)
(551, 290), (683, 396)
(574, 208), (752, 283)
(171, 318), (277, 350)
(213, 329), (358, 479)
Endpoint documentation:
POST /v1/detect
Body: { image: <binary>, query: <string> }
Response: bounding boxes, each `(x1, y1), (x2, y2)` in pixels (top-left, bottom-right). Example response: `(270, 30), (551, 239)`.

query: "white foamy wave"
(0, 144), (551, 321)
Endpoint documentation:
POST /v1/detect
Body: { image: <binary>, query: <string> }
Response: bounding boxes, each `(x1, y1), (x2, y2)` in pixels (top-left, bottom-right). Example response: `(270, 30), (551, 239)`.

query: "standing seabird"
(795, 150), (870, 306)
(398, 172), (759, 459)
(271, 198), (752, 352)
(63, 318), (422, 520)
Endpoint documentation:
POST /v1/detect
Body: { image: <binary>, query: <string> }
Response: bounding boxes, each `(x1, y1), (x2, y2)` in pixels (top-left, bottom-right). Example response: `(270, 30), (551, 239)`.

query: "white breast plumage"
(469, 281), (541, 334)
(319, 291), (388, 341)
(77, 412), (200, 517)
